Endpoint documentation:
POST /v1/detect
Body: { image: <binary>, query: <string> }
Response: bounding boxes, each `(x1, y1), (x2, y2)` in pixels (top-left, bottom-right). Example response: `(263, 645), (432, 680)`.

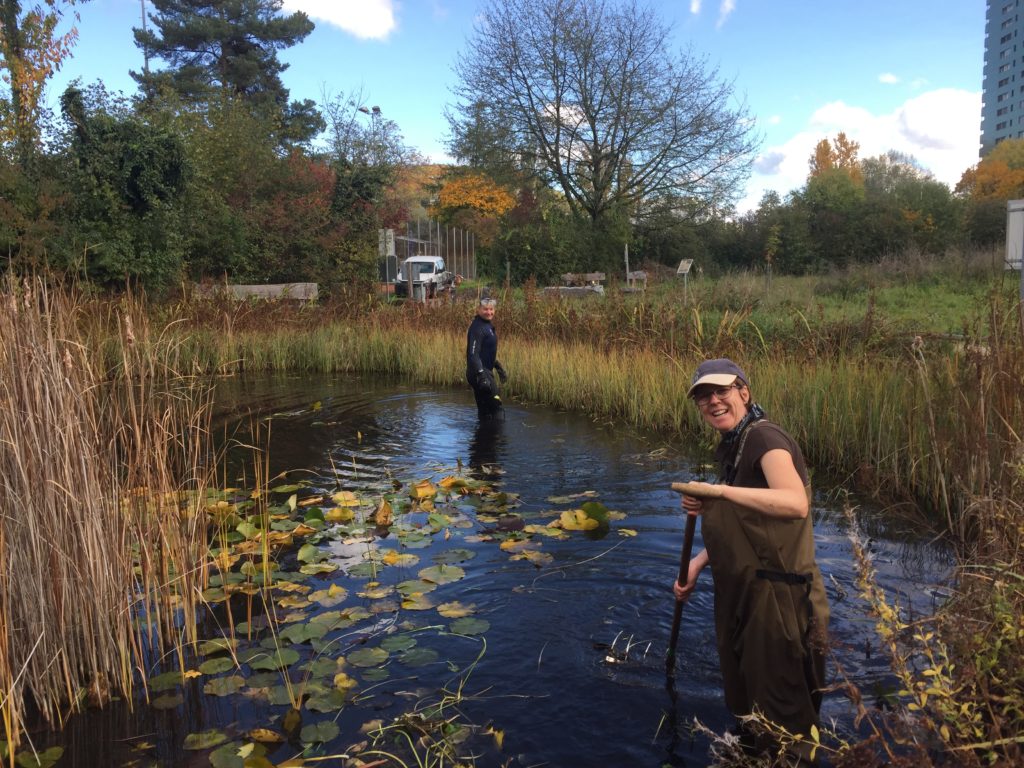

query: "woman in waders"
(672, 358), (829, 765)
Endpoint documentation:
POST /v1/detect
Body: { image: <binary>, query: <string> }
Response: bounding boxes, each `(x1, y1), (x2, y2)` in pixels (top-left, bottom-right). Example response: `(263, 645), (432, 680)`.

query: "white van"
(394, 255), (454, 299)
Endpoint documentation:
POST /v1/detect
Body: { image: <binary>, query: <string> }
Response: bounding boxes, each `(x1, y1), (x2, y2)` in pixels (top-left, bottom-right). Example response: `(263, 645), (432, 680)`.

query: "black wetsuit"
(466, 316), (502, 417)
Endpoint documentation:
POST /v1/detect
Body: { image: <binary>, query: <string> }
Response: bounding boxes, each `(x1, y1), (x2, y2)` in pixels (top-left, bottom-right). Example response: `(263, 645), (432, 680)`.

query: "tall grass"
(0, 278), (215, 755)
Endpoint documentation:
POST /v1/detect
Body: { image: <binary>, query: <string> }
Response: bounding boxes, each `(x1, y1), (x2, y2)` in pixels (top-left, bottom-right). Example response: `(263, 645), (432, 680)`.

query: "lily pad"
(183, 729), (229, 750)
(248, 648), (300, 671)
(380, 635), (416, 652)
(433, 549), (475, 564)
(449, 618), (490, 636)
(418, 565), (465, 585)
(309, 584), (348, 606)
(149, 670), (183, 692)
(14, 747), (63, 768)
(305, 689), (349, 712)
(347, 647), (389, 667)
(198, 657), (235, 675)
(203, 675), (245, 696)
(437, 601), (476, 618)
(300, 720), (340, 745)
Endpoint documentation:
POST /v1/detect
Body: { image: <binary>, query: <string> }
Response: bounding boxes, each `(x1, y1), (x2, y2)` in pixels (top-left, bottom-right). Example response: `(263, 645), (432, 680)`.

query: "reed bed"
(0, 278), (215, 754)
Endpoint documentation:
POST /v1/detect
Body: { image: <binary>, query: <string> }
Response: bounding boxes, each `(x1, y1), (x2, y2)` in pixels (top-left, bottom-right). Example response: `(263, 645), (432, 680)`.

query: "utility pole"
(140, 0), (150, 75)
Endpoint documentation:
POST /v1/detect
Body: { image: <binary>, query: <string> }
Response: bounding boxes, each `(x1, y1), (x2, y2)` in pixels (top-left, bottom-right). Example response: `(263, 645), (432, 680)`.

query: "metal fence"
(379, 220), (476, 283)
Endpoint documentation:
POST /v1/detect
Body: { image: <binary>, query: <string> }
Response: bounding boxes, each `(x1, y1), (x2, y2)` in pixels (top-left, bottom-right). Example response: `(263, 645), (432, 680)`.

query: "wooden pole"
(666, 504), (698, 672)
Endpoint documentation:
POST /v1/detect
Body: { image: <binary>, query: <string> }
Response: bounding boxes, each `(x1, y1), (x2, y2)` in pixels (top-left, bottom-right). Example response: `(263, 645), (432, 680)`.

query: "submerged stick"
(666, 482), (699, 673)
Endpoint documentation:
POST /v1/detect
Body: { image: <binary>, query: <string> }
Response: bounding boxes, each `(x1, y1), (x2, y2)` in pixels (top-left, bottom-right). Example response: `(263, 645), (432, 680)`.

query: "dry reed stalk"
(0, 278), (216, 753)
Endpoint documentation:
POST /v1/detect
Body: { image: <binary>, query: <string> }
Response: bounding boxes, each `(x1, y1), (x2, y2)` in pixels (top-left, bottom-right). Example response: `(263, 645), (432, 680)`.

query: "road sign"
(378, 228), (395, 257)
(676, 259), (694, 275)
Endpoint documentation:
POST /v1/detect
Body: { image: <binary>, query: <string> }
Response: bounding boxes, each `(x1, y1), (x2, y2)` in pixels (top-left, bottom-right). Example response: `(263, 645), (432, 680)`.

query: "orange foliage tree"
(956, 139), (1024, 201)
(808, 131), (863, 185)
(430, 171), (515, 246)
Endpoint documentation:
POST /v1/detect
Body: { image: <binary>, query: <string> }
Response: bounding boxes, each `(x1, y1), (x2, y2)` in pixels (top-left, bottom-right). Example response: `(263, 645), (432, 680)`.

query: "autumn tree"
(448, 0), (758, 226)
(431, 171), (515, 246)
(132, 0), (321, 145)
(808, 132), (863, 185)
(0, 0), (81, 165)
(955, 138), (1024, 244)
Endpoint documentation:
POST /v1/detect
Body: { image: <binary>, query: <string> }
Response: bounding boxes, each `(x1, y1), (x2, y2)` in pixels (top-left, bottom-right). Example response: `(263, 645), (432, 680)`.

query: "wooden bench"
(561, 272), (607, 287)
(543, 272), (606, 297)
(194, 283), (319, 301)
(624, 270), (647, 292)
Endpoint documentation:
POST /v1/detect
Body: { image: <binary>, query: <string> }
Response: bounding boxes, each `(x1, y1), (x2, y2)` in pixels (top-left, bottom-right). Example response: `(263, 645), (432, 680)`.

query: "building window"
(998, 107), (1009, 115)
(1000, 77), (1012, 87)
(1001, 63), (1013, 72)
(997, 120), (1009, 130)
(1003, 33), (1014, 44)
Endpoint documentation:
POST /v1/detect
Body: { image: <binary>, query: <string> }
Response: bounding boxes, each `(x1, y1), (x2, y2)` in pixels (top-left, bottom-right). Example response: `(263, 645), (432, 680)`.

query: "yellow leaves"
(247, 728), (285, 743)
(333, 672), (358, 691)
(324, 507), (355, 523)
(381, 549), (418, 567)
(369, 498), (393, 527)
(557, 509), (600, 531)
(438, 475), (468, 490)
(437, 601), (476, 618)
(510, 550), (553, 567)
(435, 173), (515, 218)
(410, 480), (437, 500)
(331, 491), (362, 507)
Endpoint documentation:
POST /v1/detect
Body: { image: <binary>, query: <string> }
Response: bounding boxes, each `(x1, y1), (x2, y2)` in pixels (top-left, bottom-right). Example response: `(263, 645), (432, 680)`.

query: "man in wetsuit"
(466, 297), (507, 418)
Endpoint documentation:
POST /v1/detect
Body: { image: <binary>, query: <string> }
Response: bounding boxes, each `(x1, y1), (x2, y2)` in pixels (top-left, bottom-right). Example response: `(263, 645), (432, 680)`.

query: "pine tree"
(132, 0), (320, 142)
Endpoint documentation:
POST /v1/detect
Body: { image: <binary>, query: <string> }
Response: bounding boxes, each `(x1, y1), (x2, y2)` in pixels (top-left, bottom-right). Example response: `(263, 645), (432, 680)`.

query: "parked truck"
(394, 255), (455, 300)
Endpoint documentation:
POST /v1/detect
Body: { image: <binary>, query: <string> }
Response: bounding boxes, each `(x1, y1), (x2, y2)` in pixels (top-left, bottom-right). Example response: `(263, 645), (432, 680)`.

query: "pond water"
(44, 374), (952, 768)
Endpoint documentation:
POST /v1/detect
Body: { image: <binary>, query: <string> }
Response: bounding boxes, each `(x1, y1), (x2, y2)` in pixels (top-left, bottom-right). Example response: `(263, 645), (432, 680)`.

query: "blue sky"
(49, 0), (986, 212)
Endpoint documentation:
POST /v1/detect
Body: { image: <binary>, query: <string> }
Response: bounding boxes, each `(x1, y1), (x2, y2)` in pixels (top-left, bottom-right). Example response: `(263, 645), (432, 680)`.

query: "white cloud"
(737, 88), (981, 213)
(878, 73), (899, 85)
(284, 0), (397, 40)
(717, 0), (736, 27)
(768, 115), (781, 125)
(690, 1), (702, 13)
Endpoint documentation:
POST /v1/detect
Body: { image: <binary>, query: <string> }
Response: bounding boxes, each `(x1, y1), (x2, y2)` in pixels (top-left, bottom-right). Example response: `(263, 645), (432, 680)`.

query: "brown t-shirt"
(714, 420), (809, 488)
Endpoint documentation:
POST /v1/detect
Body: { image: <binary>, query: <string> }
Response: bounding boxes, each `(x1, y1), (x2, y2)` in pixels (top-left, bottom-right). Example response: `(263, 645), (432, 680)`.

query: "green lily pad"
(209, 741), (253, 768)
(198, 638), (238, 656)
(299, 562), (339, 575)
(300, 720), (340, 744)
(380, 635), (416, 652)
(279, 622), (328, 645)
(346, 561), (379, 578)
(271, 483), (304, 494)
(305, 689), (348, 712)
(297, 543), (323, 563)
(15, 747), (63, 768)
(396, 579), (437, 597)
(248, 648), (300, 671)
(198, 657), (235, 675)
(361, 667), (390, 682)
(183, 729), (228, 750)
(347, 647), (389, 667)
(580, 500), (610, 524)
(449, 618), (490, 636)
(433, 549), (475, 564)
(203, 675), (245, 696)
(149, 670), (183, 692)
(418, 565), (465, 585)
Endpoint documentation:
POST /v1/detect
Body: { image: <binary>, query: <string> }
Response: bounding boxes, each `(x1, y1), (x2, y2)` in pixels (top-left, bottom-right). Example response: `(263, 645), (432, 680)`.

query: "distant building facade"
(982, 0), (1024, 155)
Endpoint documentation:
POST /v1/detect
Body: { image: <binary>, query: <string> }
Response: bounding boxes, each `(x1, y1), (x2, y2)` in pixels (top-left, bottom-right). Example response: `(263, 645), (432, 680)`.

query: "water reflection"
(468, 413), (506, 477)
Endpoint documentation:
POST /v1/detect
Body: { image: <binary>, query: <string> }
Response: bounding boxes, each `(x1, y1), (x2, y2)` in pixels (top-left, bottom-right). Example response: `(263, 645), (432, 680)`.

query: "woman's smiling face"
(692, 380), (750, 432)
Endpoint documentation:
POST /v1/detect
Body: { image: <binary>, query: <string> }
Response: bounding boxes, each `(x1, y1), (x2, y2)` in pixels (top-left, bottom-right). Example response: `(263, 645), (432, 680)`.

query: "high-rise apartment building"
(982, 1), (1024, 155)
